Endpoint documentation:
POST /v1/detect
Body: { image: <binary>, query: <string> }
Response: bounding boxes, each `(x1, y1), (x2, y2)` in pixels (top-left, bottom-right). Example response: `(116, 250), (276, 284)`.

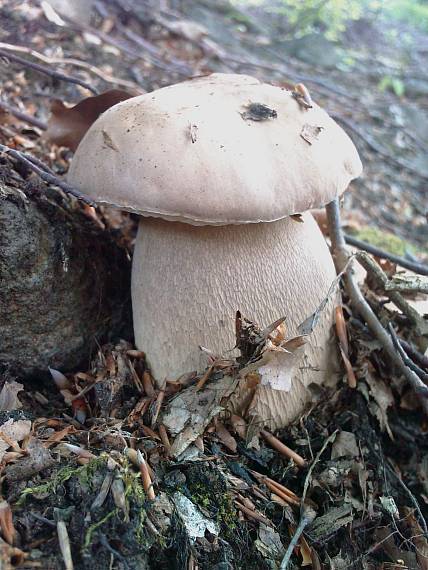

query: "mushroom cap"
(68, 73), (362, 225)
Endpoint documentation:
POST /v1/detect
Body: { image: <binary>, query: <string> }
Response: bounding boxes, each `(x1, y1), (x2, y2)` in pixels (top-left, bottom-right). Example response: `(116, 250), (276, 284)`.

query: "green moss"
(84, 509), (118, 548)
(351, 226), (427, 257)
(18, 456), (107, 506)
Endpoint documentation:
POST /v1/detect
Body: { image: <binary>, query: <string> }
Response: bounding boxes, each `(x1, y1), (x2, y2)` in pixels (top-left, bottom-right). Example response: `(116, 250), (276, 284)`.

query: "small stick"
(388, 324), (428, 383)
(325, 199), (428, 412)
(279, 505), (316, 570)
(0, 100), (47, 130)
(356, 250), (428, 336)
(400, 339), (428, 370)
(344, 233), (428, 276)
(250, 470), (300, 505)
(260, 430), (306, 468)
(234, 500), (271, 525)
(195, 364), (215, 391)
(136, 450), (155, 501)
(0, 48), (97, 95)
(0, 143), (95, 205)
(0, 41), (141, 92)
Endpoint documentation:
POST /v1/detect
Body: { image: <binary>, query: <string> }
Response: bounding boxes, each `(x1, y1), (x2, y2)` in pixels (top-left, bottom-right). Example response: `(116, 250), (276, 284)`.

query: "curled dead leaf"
(45, 89), (134, 151)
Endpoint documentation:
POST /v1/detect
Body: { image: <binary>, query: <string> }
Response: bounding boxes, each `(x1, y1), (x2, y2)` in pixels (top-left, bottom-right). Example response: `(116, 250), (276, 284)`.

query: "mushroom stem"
(132, 213), (340, 428)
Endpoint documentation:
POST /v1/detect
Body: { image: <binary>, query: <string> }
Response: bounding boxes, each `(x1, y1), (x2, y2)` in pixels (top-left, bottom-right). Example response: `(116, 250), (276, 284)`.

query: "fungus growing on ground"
(68, 73), (362, 429)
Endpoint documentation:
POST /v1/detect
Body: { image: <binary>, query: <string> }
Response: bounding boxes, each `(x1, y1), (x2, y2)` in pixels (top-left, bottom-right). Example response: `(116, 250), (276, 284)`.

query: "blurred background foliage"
(233, 0), (428, 39)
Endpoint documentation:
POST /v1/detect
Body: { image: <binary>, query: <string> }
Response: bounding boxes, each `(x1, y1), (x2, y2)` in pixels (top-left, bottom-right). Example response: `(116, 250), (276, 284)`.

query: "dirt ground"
(0, 1), (428, 569)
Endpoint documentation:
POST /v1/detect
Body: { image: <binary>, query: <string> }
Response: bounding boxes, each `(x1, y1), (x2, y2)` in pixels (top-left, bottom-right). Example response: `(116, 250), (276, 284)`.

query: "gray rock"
(0, 174), (132, 378)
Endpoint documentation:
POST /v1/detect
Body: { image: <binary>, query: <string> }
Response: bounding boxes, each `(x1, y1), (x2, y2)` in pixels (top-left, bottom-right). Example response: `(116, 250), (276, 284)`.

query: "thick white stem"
(132, 214), (340, 428)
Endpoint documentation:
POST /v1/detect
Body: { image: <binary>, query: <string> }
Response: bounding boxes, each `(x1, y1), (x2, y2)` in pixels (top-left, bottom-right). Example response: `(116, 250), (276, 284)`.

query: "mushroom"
(68, 73), (362, 429)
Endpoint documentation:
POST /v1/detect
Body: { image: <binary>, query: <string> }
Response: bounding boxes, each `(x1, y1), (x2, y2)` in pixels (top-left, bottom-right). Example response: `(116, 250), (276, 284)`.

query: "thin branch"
(0, 143), (95, 205)
(0, 41), (142, 93)
(325, 199), (428, 412)
(279, 505), (317, 570)
(344, 234), (428, 276)
(400, 339), (428, 371)
(0, 100), (47, 130)
(388, 324), (428, 384)
(355, 251), (428, 336)
(386, 461), (428, 536)
(0, 48), (98, 95)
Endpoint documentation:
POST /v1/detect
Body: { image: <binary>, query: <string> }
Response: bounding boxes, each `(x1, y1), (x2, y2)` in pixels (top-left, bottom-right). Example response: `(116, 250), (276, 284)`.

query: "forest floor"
(0, 0), (428, 569)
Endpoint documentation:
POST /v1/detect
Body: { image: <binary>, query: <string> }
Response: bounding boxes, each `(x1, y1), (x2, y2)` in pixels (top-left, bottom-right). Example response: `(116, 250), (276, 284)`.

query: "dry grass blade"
(57, 521), (74, 570)
(261, 430), (307, 468)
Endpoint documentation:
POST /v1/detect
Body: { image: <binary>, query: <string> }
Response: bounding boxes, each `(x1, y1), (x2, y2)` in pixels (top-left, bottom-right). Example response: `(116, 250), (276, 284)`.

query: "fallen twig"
(279, 504), (317, 570)
(260, 429), (306, 468)
(400, 339), (428, 371)
(234, 499), (271, 525)
(388, 324), (428, 384)
(384, 276), (428, 294)
(356, 251), (428, 336)
(326, 199), (428, 412)
(344, 234), (428, 276)
(0, 48), (97, 95)
(0, 99), (47, 130)
(250, 471), (300, 507)
(386, 461), (428, 536)
(0, 41), (142, 92)
(0, 143), (95, 205)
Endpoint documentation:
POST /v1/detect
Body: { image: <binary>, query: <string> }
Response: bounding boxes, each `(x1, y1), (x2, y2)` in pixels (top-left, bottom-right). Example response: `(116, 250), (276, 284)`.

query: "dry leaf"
(0, 381), (23, 411)
(214, 419), (237, 453)
(45, 89), (133, 151)
(0, 419), (31, 461)
(0, 502), (15, 545)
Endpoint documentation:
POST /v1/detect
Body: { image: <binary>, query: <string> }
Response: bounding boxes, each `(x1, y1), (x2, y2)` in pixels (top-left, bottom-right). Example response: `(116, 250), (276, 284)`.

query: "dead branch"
(355, 251), (428, 336)
(0, 99), (47, 130)
(279, 504), (317, 570)
(384, 276), (428, 294)
(388, 324), (428, 384)
(0, 41), (142, 92)
(325, 199), (428, 413)
(0, 143), (95, 205)
(0, 48), (98, 95)
(400, 339), (428, 371)
(344, 234), (428, 276)
(260, 429), (306, 468)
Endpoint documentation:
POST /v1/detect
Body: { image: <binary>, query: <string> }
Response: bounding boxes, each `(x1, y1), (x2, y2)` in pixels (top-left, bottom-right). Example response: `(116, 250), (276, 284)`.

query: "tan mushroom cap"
(68, 73), (362, 225)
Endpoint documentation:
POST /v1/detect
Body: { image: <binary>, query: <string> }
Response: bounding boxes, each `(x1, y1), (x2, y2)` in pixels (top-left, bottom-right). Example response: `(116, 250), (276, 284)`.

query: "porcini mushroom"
(68, 73), (362, 429)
